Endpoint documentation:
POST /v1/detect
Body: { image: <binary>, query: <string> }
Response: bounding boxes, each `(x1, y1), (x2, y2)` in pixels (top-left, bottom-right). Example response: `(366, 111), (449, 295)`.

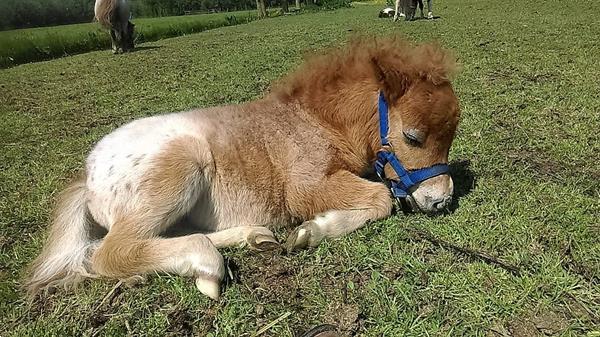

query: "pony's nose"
(431, 196), (452, 211)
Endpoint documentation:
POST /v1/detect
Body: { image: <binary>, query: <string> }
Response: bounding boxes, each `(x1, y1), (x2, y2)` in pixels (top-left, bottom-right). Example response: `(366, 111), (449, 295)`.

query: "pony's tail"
(25, 175), (97, 297)
(94, 0), (118, 28)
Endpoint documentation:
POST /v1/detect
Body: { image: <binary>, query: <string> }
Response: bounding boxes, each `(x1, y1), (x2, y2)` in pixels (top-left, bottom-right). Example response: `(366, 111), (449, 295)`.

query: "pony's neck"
(300, 82), (383, 174)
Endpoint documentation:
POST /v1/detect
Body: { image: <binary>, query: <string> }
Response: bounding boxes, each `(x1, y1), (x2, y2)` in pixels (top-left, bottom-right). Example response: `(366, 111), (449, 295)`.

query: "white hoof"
(195, 277), (220, 300)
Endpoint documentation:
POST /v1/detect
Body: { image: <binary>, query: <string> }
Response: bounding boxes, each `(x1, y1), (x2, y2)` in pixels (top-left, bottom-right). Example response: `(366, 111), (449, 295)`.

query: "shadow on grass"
(403, 15), (442, 21)
(448, 159), (476, 212)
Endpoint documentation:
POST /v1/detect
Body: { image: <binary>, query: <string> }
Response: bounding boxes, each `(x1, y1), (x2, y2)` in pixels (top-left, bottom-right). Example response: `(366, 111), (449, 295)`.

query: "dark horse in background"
(394, 0), (433, 21)
(95, 0), (135, 53)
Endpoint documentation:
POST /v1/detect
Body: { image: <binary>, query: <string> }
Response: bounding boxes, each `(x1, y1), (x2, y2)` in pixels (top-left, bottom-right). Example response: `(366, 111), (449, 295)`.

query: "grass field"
(0, 10), (264, 69)
(1, 0), (599, 336)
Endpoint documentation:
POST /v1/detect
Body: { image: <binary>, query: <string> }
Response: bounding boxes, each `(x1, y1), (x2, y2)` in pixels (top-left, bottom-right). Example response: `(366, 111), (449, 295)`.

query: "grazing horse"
(25, 36), (460, 300)
(94, 0), (135, 53)
(394, 0), (433, 21)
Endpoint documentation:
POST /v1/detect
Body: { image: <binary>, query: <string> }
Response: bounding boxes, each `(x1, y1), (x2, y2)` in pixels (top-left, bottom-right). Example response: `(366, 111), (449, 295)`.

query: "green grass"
(1, 0), (599, 336)
(0, 10), (266, 69)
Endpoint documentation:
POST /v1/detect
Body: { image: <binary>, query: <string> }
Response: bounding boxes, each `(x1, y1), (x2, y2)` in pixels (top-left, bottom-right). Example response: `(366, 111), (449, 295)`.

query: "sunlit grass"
(0, 1), (598, 336)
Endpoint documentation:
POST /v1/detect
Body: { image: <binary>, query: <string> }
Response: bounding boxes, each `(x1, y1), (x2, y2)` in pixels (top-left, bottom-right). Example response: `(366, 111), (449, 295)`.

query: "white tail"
(25, 175), (98, 296)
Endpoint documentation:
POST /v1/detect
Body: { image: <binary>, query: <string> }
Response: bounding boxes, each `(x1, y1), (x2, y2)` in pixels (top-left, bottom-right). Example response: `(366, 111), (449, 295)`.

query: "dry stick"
(252, 311), (292, 337)
(405, 227), (522, 276)
(96, 280), (123, 310)
(560, 238), (598, 284)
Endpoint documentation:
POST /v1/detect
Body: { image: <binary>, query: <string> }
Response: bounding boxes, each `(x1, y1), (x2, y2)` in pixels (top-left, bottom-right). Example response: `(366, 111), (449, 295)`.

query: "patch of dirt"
(505, 149), (600, 197)
(487, 323), (511, 337)
(324, 303), (360, 334)
(196, 308), (217, 335)
(560, 239), (599, 284)
(561, 292), (599, 326)
(381, 265), (404, 281)
(532, 311), (569, 336)
(86, 283), (125, 331)
(507, 318), (540, 337)
(505, 310), (569, 337)
(165, 307), (195, 337)
(89, 310), (110, 329)
(239, 254), (302, 304)
(29, 291), (60, 317)
(230, 252), (309, 332)
(229, 251), (371, 335)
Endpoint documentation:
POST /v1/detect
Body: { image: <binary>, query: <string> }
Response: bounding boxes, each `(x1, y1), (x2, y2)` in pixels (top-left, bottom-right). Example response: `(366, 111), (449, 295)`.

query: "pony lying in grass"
(379, 7), (396, 18)
(94, 0), (135, 53)
(26, 36), (460, 300)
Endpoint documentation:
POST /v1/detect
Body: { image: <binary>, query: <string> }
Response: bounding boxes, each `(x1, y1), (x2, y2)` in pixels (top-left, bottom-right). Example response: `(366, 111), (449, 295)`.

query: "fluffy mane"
(272, 35), (458, 104)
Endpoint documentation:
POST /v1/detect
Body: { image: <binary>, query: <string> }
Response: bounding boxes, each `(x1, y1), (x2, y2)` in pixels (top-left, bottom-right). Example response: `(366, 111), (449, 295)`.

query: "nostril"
(432, 196), (451, 210)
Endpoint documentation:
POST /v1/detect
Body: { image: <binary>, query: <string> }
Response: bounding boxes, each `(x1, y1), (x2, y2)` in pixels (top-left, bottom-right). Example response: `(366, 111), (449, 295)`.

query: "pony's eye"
(403, 130), (423, 146)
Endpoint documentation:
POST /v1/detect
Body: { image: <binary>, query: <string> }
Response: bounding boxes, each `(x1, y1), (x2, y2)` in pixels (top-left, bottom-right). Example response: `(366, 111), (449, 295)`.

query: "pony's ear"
(371, 55), (412, 104)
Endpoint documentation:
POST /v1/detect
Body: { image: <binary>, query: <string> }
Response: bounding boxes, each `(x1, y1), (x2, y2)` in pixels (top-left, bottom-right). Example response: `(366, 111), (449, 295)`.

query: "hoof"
(285, 222), (313, 253)
(195, 277), (220, 300)
(248, 232), (280, 251)
(122, 275), (146, 287)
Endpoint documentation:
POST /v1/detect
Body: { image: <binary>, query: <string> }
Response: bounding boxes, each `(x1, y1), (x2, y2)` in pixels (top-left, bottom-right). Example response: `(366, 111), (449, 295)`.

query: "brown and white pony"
(25, 37), (460, 300)
(95, 0), (135, 53)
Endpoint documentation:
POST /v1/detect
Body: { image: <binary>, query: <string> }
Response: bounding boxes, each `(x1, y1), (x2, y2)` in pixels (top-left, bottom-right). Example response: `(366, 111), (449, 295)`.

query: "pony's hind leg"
(123, 21), (135, 52)
(426, 0), (433, 18)
(286, 170), (393, 252)
(92, 226), (224, 299)
(405, 0), (417, 20)
(90, 136), (225, 299)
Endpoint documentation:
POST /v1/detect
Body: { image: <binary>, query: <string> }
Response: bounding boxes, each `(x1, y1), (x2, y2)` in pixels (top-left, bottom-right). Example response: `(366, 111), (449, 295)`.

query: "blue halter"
(374, 91), (450, 205)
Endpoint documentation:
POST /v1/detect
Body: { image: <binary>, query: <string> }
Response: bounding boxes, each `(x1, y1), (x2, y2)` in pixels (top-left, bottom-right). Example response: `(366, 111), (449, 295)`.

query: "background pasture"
(0, 0), (599, 335)
(0, 10), (263, 69)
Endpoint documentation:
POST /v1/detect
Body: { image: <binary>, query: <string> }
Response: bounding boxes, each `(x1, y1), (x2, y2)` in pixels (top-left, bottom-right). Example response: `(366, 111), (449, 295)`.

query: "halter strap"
(378, 91), (391, 146)
(374, 91), (450, 204)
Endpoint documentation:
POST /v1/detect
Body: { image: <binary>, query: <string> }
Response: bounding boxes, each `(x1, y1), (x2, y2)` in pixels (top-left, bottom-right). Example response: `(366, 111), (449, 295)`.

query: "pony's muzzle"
(409, 174), (454, 214)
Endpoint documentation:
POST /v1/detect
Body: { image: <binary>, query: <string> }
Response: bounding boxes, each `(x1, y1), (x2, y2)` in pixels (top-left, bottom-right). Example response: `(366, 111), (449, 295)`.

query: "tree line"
(0, 0), (264, 30)
(1, 0), (342, 30)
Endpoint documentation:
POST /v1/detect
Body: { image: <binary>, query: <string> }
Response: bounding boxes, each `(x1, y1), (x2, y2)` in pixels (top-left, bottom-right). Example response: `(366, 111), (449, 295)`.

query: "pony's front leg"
(286, 170), (393, 252)
(393, 0), (401, 21)
(110, 28), (119, 54)
(426, 0), (433, 19)
(206, 226), (279, 251)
